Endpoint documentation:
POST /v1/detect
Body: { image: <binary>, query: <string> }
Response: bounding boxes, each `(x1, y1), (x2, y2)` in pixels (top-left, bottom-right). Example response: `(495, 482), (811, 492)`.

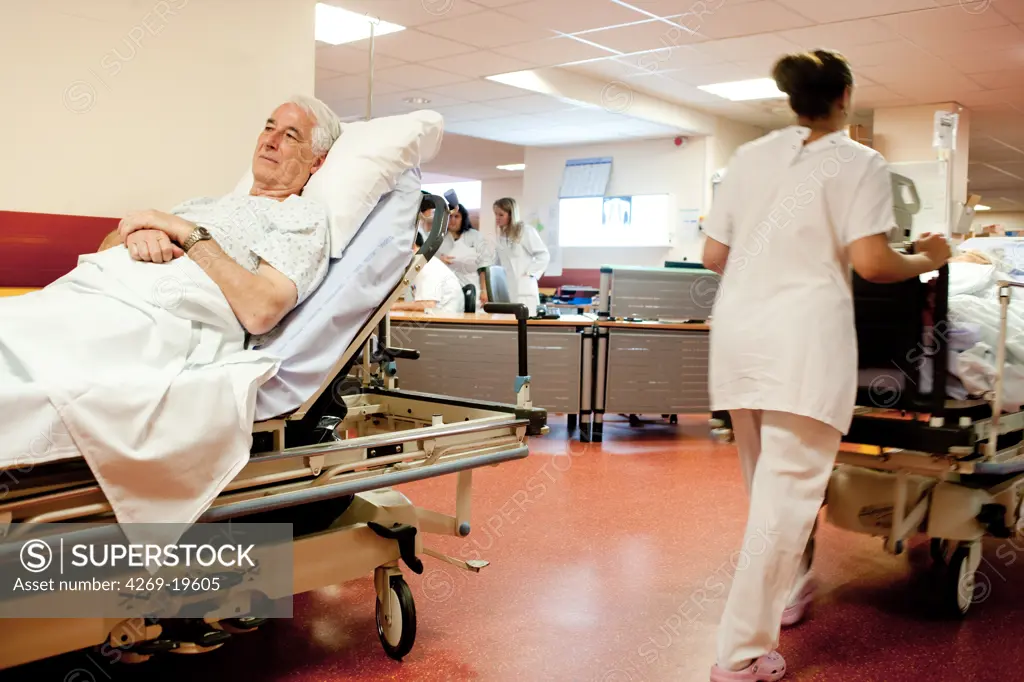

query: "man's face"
(252, 103), (325, 193)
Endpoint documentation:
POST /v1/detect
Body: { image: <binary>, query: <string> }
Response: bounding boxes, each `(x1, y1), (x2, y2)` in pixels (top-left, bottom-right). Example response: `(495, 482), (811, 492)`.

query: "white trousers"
(716, 409), (841, 671)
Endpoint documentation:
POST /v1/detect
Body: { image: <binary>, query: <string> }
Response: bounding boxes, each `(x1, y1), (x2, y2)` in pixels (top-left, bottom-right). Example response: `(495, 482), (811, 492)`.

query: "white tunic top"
(436, 229), (493, 292)
(412, 257), (465, 314)
(702, 126), (896, 435)
(495, 225), (551, 316)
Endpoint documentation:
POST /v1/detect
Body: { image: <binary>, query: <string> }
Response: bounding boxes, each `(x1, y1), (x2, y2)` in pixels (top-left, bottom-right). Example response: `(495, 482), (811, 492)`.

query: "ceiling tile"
(315, 73), (408, 99)
(321, 0), (486, 27)
(957, 86), (1024, 107)
(493, 36), (619, 66)
(468, 0), (532, 6)
(421, 50), (536, 77)
(690, 34), (803, 62)
(858, 60), (977, 87)
(423, 79), (532, 101)
(773, 0), (940, 23)
(877, 3), (1010, 38)
(564, 57), (648, 81)
(316, 45), (404, 73)
(970, 68), (1024, 89)
(621, 0), (763, 18)
(581, 19), (707, 53)
(849, 84), (913, 108)
(993, 0), (1024, 23)
(945, 46), (1024, 74)
(498, 0), (649, 33)
(372, 63), (472, 88)
(487, 93), (580, 114)
(675, 1), (815, 40)
(416, 9), (555, 47)
(778, 19), (900, 53)
(911, 24), (1024, 56)
(365, 30), (476, 60)
(837, 39), (938, 69)
(614, 45), (723, 74)
(426, 102), (512, 121)
(368, 90), (471, 110)
(663, 61), (770, 85)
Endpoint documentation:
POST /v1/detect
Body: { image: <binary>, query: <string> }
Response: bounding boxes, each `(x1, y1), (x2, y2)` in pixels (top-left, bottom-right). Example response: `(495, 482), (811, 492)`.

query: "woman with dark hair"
(435, 202), (491, 305)
(702, 50), (950, 681)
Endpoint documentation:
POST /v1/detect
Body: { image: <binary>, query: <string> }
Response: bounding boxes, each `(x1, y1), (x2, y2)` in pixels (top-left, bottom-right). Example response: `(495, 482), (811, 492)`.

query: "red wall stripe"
(0, 211), (118, 287)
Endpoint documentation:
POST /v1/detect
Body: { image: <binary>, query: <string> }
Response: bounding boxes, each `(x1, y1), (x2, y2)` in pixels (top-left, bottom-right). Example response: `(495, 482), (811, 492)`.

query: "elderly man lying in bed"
(0, 95), (342, 539)
(95, 95), (340, 336)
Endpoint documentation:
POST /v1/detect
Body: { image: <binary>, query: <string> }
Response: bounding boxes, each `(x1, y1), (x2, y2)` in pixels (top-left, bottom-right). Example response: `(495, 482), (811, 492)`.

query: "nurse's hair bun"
(772, 49), (853, 120)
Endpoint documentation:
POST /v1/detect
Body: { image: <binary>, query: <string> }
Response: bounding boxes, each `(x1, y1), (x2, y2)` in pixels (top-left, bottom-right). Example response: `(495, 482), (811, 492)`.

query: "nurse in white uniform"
(702, 49), (950, 682)
(436, 203), (492, 306)
(487, 197), (550, 316)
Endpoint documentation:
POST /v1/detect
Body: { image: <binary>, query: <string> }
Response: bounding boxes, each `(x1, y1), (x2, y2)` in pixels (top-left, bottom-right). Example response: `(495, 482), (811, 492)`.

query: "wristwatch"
(181, 226), (212, 252)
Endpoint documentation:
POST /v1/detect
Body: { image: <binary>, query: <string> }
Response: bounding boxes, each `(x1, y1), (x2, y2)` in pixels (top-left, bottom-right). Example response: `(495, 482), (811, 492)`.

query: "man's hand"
(126, 229), (184, 263)
(438, 255), (455, 265)
(914, 232), (952, 270)
(118, 209), (195, 245)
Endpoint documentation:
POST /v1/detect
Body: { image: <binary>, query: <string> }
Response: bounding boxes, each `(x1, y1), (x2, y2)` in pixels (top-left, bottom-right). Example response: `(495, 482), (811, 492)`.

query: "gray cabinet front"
(604, 330), (710, 413)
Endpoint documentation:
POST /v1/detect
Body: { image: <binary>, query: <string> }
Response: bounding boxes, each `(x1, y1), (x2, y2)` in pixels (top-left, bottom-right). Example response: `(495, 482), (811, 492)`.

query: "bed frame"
(0, 195), (548, 670)
(829, 257), (1024, 618)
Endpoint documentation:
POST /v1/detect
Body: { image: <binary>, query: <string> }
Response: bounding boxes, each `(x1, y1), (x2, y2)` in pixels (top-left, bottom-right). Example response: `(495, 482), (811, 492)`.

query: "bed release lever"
(367, 521), (424, 574)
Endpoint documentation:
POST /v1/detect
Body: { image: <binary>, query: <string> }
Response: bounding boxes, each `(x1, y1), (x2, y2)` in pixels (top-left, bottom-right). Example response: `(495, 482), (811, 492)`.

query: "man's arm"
(98, 230), (121, 251)
(118, 210), (299, 335)
(186, 238), (298, 335)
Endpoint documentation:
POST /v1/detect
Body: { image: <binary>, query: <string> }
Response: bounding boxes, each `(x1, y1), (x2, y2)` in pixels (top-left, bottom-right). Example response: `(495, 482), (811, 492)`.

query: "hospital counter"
(389, 311), (594, 430)
(589, 319), (712, 442)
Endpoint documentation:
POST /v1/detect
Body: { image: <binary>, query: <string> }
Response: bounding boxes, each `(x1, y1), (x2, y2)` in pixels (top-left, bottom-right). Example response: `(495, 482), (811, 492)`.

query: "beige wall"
(972, 211), (1024, 232)
(1, 0), (316, 218)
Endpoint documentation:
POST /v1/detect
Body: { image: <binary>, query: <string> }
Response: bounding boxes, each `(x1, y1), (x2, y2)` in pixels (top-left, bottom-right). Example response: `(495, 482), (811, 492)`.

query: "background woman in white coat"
(701, 49), (950, 682)
(436, 203), (491, 307)
(485, 197), (550, 316)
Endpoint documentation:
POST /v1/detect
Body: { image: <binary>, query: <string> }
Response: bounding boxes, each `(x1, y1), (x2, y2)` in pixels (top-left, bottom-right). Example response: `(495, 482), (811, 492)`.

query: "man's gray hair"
(288, 94), (342, 158)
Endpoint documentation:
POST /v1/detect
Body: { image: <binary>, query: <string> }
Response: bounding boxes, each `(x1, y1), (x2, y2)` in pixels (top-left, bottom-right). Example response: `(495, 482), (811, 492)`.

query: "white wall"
(522, 119), (764, 270)
(972, 211), (1024, 232)
(1, 0), (316, 217)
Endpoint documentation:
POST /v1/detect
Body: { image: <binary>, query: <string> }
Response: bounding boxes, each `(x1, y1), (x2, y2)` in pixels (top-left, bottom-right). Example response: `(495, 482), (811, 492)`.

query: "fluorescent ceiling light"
(497, 163), (526, 171)
(315, 3), (405, 46)
(698, 78), (785, 102)
(976, 204), (992, 211)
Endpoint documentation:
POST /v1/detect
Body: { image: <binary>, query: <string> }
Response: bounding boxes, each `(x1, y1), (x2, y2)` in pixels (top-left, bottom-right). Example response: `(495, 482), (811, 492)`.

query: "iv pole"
(365, 15), (378, 121)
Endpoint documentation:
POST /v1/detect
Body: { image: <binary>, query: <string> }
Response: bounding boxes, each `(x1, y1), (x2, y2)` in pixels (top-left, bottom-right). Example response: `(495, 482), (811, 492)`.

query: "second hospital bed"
(0, 169), (548, 670)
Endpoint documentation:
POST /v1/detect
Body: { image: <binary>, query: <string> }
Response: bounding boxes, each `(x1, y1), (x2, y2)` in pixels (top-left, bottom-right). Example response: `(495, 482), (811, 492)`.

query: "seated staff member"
(484, 197), (550, 316)
(436, 202), (492, 304)
(393, 232), (465, 314)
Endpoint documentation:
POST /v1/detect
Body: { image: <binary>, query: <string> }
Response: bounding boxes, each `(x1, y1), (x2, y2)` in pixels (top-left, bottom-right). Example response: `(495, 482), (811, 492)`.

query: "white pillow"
(234, 109), (444, 258)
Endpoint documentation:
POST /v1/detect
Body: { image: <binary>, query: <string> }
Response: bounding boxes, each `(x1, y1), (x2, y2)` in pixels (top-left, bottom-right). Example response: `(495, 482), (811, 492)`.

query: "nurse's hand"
(438, 255), (455, 265)
(914, 232), (952, 268)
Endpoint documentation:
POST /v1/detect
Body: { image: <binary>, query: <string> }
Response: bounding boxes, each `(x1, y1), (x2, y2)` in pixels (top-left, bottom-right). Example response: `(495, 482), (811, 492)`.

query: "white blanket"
(0, 247), (279, 546)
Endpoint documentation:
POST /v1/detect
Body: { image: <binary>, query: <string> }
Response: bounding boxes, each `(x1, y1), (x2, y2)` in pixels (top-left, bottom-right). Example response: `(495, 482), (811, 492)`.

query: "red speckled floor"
(6, 415), (1024, 681)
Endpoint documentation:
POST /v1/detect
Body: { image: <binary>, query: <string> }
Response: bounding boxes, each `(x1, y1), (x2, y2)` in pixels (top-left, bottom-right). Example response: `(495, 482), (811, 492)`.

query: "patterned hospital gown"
(170, 193), (330, 303)
(170, 193), (330, 342)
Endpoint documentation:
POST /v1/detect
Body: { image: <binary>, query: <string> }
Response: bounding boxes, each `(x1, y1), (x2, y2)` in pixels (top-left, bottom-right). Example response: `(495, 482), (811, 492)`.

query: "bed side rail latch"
(368, 521), (423, 574)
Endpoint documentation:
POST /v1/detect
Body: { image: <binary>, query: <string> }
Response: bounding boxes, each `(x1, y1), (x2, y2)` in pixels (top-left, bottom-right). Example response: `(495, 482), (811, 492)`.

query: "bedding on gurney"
(0, 172), (548, 670)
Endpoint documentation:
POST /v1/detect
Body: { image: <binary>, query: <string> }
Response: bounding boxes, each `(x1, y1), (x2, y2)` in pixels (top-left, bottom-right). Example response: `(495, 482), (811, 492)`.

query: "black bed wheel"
(930, 538), (950, 567)
(943, 545), (979, 619)
(376, 575), (416, 660)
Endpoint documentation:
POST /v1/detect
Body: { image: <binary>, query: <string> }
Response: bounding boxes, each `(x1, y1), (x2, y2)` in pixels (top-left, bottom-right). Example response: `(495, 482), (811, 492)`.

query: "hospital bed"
(0, 170), (548, 670)
(828, 258), (1024, 619)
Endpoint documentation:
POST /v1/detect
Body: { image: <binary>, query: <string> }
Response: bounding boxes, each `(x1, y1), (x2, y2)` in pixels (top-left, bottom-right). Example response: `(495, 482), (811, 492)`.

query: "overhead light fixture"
(497, 163), (526, 171)
(976, 204), (992, 211)
(698, 78), (785, 102)
(315, 3), (405, 46)
(403, 96), (431, 105)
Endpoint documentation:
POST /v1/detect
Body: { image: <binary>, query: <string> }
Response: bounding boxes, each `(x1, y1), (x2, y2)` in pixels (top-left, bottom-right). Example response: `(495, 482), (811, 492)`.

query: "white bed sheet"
(252, 168), (420, 421)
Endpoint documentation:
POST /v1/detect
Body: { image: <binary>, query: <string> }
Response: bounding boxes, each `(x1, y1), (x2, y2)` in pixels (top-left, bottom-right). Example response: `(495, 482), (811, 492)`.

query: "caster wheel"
(943, 545), (985, 619)
(894, 540), (905, 555)
(669, 414), (678, 425)
(628, 414), (642, 428)
(930, 538), (950, 567)
(376, 575), (416, 660)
